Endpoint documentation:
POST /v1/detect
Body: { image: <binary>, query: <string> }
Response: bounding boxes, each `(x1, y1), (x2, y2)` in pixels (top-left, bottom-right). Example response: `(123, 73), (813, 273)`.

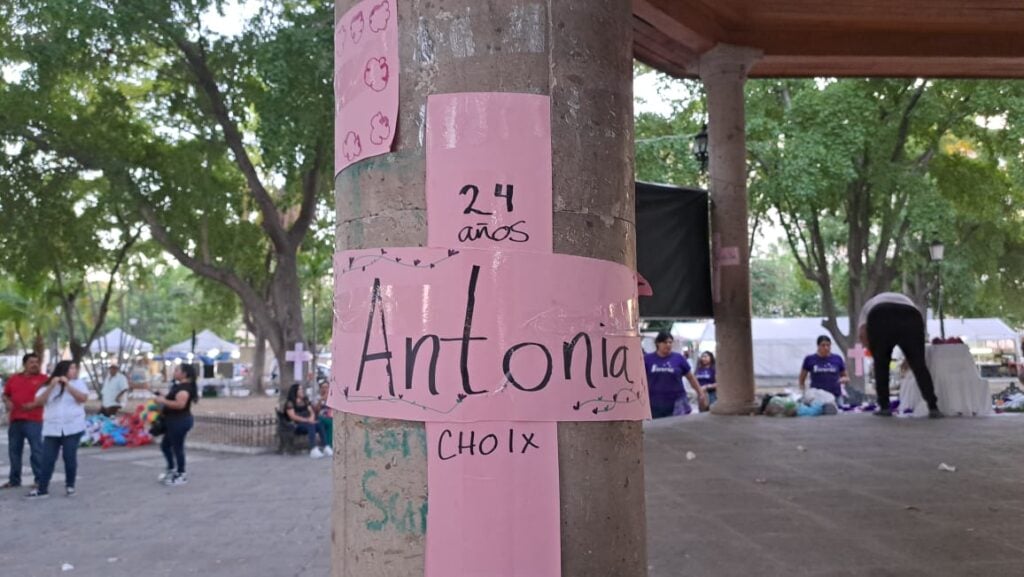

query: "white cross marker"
(847, 343), (869, 377)
(285, 342), (314, 383)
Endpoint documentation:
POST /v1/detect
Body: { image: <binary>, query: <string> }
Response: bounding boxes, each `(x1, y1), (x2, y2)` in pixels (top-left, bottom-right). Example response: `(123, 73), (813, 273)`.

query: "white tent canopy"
(699, 317), (1021, 380)
(88, 327), (154, 355)
(165, 329), (240, 356)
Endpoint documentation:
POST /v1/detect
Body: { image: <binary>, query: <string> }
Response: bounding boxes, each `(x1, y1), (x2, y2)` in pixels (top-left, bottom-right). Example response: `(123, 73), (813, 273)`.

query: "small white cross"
(285, 342), (314, 383)
(847, 343), (868, 377)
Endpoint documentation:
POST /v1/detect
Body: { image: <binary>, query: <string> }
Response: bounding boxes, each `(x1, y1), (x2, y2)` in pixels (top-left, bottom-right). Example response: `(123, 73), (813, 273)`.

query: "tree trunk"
(248, 328), (267, 394)
(272, 252), (306, 406)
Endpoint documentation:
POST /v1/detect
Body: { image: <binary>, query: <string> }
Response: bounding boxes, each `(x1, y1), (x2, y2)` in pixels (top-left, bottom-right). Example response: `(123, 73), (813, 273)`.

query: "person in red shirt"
(2, 353), (48, 489)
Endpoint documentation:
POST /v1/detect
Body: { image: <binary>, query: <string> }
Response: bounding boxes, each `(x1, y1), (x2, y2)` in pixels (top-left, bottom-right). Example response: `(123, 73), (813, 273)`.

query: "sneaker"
(873, 409), (892, 417)
(25, 489), (49, 499)
(928, 408), (945, 419)
(310, 447), (324, 459)
(66, 487), (76, 497)
(323, 445), (334, 457)
(165, 473), (188, 486)
(158, 469), (175, 482)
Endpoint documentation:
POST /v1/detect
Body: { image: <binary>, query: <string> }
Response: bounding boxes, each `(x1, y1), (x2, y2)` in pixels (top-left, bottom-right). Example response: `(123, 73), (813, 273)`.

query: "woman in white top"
(26, 360), (88, 499)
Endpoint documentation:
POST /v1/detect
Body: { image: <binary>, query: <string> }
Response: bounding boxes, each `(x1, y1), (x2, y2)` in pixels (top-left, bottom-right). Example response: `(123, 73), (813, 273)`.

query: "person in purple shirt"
(694, 351), (717, 405)
(798, 335), (849, 401)
(645, 332), (708, 418)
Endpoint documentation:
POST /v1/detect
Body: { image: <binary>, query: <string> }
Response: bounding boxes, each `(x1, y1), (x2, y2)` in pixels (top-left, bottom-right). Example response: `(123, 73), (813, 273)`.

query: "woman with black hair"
(644, 332), (708, 418)
(26, 360), (88, 499)
(154, 364), (198, 486)
(286, 383), (332, 459)
(695, 351), (718, 406)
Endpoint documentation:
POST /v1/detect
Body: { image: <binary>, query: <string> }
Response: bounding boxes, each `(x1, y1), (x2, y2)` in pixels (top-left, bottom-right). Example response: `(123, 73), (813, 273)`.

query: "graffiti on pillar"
(362, 469), (428, 535)
(335, 0), (399, 174)
(362, 420), (428, 459)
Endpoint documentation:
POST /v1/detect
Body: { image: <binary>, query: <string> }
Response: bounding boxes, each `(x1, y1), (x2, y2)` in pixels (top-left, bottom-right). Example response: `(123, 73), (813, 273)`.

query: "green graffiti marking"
(362, 424), (428, 459)
(361, 469), (428, 535)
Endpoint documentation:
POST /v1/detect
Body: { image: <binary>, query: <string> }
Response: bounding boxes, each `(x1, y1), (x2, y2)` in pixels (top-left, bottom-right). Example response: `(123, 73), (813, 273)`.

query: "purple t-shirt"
(645, 352), (691, 401)
(695, 366), (716, 387)
(802, 353), (846, 397)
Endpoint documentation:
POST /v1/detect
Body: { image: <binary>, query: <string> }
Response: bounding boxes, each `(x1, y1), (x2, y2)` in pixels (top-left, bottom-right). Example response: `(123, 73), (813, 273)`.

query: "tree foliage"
(0, 0), (335, 381)
(634, 70), (1024, 348)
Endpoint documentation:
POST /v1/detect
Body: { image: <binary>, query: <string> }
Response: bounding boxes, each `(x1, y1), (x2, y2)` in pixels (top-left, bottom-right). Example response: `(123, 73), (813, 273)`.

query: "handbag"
(149, 414), (167, 437)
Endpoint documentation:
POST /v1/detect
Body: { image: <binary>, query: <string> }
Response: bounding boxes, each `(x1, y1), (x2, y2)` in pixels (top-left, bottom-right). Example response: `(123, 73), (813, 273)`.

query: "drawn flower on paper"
(369, 1), (391, 33)
(343, 131), (362, 162)
(350, 12), (365, 44)
(369, 112), (391, 145)
(363, 56), (389, 92)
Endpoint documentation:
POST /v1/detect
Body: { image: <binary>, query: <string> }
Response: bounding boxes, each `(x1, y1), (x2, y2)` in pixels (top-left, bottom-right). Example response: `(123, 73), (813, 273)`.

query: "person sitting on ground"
(799, 335), (849, 404)
(100, 363), (129, 417)
(315, 381), (333, 449)
(644, 332), (709, 418)
(26, 360), (89, 499)
(859, 291), (943, 418)
(695, 351), (718, 406)
(286, 383), (332, 458)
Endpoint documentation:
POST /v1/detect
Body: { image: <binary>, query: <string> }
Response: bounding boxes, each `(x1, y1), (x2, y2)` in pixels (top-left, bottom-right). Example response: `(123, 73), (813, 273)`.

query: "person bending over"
(859, 292), (942, 418)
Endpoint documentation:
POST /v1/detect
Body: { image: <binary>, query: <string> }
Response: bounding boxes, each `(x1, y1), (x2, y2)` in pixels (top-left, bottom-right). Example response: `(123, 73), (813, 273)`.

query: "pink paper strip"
(334, 0), (399, 174)
(426, 93), (553, 253)
(328, 247), (650, 422)
(425, 421), (561, 577)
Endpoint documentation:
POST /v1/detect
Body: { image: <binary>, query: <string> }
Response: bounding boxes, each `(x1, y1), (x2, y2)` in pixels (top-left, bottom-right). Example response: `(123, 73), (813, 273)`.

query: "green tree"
(0, 1), (335, 391)
(0, 158), (141, 362)
(633, 70), (1024, 356)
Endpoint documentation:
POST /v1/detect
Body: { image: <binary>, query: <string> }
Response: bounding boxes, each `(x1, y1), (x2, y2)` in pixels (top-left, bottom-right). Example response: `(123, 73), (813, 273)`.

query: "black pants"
(161, 415), (194, 474)
(867, 303), (939, 411)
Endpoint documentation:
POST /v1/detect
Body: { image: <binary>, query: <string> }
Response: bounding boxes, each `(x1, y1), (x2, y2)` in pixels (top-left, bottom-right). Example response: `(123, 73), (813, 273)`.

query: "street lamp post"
(929, 240), (946, 340)
(692, 123), (709, 174)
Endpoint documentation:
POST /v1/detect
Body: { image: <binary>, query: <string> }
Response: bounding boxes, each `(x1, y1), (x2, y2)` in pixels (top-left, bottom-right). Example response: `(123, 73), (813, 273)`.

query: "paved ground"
(3, 413), (1023, 577)
(646, 413), (1024, 577)
(0, 442), (331, 577)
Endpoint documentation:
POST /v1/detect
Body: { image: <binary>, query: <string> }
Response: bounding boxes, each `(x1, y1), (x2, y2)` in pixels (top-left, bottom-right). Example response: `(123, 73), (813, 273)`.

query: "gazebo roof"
(634, 0), (1024, 78)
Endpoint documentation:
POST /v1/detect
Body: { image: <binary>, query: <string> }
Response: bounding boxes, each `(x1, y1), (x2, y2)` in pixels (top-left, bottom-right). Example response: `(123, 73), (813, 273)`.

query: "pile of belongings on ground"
(760, 389), (842, 417)
(994, 391), (1024, 414)
(80, 404), (157, 448)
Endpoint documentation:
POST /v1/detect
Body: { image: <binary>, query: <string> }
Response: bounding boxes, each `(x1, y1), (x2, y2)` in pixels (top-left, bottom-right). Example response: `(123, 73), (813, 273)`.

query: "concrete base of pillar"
(710, 399), (759, 416)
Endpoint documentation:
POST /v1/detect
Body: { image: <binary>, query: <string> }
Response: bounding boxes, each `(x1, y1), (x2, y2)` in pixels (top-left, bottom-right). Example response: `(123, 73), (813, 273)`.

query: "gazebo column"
(699, 44), (762, 416)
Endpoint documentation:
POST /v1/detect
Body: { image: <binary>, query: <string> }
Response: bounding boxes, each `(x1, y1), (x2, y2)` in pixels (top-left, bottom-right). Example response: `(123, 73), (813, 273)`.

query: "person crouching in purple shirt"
(645, 332), (708, 418)
(798, 335), (849, 402)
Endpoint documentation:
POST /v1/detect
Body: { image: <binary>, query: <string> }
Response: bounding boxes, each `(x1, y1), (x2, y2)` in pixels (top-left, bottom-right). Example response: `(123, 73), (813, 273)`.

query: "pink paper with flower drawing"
(335, 0), (399, 174)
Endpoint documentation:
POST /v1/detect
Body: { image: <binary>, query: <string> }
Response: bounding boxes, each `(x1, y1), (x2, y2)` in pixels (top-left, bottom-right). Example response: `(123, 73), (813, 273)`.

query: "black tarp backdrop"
(635, 181), (713, 318)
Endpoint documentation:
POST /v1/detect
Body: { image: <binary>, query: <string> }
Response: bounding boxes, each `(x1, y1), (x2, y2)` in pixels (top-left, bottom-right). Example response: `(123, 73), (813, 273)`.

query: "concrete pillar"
(333, 2), (645, 577)
(699, 44), (762, 416)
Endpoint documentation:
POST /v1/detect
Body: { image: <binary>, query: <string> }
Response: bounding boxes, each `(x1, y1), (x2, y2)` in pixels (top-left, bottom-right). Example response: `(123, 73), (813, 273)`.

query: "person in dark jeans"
(2, 353), (48, 490)
(286, 383), (332, 459)
(858, 292), (943, 419)
(27, 360), (89, 499)
(154, 364), (198, 486)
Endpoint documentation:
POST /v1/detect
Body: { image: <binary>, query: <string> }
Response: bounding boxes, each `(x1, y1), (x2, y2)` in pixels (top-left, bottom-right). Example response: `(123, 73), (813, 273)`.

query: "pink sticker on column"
(717, 246), (740, 267)
(425, 421), (561, 577)
(328, 247), (650, 422)
(335, 0), (399, 174)
(426, 93), (553, 253)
